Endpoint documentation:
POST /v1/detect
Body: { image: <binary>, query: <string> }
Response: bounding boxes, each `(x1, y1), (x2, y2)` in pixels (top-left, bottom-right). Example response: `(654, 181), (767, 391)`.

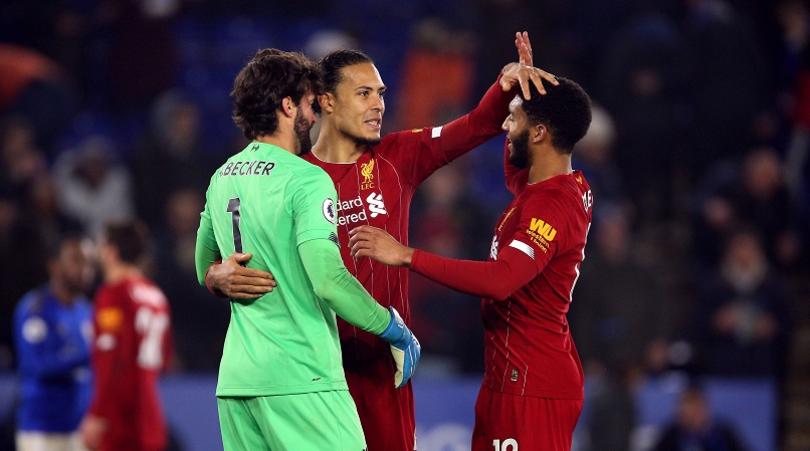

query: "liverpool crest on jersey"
(360, 159), (375, 190)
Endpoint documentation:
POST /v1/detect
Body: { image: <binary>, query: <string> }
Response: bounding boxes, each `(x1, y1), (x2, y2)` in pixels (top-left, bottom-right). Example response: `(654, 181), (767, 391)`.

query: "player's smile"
(364, 116), (382, 131)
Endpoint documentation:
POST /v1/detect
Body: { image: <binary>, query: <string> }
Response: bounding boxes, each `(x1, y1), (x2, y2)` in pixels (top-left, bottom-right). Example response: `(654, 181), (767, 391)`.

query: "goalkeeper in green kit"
(194, 49), (421, 451)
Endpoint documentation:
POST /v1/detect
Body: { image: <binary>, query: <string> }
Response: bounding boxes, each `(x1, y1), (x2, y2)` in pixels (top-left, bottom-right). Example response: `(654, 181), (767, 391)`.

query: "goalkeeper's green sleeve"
(194, 209), (220, 286)
(298, 238), (390, 335)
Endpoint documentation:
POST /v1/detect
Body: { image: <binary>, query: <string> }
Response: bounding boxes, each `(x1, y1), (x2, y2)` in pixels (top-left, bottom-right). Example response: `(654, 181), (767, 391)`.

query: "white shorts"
(16, 431), (87, 451)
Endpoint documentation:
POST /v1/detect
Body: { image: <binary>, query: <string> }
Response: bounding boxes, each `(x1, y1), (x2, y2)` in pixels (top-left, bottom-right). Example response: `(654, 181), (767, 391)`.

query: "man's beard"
(351, 135), (382, 148)
(508, 129), (530, 169)
(294, 110), (314, 154)
(338, 124), (382, 148)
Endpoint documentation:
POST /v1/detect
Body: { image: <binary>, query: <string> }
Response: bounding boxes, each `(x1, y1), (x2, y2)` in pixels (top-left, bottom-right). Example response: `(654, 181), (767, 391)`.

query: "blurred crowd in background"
(1, 0), (809, 449)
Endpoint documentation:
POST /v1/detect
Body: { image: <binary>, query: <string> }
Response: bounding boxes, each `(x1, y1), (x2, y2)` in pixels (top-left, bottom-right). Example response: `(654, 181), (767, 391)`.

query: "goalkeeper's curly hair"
(231, 49), (322, 140)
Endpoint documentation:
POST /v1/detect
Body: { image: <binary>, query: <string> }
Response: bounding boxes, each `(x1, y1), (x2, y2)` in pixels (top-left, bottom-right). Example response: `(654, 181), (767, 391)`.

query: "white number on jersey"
(135, 307), (169, 369)
(492, 438), (518, 451)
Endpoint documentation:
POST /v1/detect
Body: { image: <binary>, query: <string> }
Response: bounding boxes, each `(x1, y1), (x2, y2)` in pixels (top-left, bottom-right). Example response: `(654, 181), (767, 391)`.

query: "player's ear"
(318, 93), (334, 114)
(531, 124), (546, 144)
(281, 97), (296, 118)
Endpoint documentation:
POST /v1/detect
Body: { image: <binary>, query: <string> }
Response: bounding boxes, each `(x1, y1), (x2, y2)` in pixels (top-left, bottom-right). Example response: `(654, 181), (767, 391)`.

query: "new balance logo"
(366, 193), (387, 218)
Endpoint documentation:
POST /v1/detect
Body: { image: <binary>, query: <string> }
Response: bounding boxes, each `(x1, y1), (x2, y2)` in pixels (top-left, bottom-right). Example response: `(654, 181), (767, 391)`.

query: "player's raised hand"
(205, 253), (277, 300)
(378, 306), (421, 388)
(516, 31), (533, 66)
(500, 31), (558, 99)
(349, 225), (414, 267)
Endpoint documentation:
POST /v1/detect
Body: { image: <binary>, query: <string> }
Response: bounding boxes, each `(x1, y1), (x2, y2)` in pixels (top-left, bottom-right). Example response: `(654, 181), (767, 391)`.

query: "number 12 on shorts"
(493, 438), (518, 450)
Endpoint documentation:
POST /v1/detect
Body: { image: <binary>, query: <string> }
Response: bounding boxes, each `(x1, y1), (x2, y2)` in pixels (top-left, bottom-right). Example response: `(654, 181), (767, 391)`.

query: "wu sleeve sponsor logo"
(525, 218), (557, 253)
(528, 218), (557, 241)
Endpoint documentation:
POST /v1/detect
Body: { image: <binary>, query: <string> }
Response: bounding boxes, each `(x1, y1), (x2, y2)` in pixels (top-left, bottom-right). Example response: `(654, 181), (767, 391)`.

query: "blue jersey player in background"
(13, 235), (94, 451)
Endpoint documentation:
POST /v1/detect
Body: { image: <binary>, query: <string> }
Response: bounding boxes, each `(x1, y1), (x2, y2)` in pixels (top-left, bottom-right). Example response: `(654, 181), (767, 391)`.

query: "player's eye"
(359, 90), (370, 97)
(379, 90), (386, 98)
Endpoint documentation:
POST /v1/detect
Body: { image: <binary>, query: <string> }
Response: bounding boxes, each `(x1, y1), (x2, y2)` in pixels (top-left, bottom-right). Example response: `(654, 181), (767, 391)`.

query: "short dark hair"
(231, 49), (322, 140)
(104, 221), (150, 265)
(520, 77), (592, 153)
(319, 49), (374, 94)
(47, 233), (85, 262)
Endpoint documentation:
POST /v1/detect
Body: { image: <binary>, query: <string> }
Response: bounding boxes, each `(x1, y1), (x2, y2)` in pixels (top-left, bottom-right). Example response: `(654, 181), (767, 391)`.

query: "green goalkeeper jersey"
(196, 142), (371, 397)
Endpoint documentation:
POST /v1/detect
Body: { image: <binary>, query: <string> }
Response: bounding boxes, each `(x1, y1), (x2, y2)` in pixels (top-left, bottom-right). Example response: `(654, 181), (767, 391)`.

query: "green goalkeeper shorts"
(217, 391), (367, 451)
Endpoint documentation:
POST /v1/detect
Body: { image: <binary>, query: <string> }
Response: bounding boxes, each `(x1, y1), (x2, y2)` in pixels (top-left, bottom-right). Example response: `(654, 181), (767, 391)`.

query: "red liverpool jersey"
(89, 276), (171, 451)
(302, 79), (510, 361)
(302, 79), (511, 450)
(481, 149), (593, 399)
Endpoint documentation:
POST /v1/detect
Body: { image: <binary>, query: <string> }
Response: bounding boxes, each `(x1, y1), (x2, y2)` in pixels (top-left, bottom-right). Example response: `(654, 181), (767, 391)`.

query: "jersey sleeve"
(195, 175), (221, 285)
(289, 166), (340, 246)
(13, 295), (90, 378)
(385, 77), (514, 186)
(87, 287), (124, 419)
(503, 139), (528, 195)
(505, 191), (570, 273)
(298, 239), (390, 335)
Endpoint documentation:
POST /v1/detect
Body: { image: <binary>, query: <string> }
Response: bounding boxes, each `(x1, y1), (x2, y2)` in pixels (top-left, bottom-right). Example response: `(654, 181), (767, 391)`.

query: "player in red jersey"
(348, 70), (594, 450)
(80, 221), (172, 451)
(203, 34), (557, 451)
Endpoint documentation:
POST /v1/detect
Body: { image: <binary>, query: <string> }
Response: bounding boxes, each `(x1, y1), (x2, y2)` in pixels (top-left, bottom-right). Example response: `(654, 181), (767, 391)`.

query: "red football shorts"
(472, 385), (583, 451)
(346, 367), (416, 451)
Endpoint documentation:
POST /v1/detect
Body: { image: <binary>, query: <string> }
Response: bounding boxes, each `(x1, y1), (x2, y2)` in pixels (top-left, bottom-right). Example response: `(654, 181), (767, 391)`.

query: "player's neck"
(311, 124), (365, 163)
(49, 280), (77, 306)
(104, 263), (143, 284)
(255, 133), (297, 156)
(527, 147), (573, 184)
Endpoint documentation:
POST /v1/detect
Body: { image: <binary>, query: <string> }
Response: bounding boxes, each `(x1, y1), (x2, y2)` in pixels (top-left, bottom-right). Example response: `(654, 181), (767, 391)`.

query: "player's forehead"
(338, 62), (385, 91)
(509, 96), (524, 115)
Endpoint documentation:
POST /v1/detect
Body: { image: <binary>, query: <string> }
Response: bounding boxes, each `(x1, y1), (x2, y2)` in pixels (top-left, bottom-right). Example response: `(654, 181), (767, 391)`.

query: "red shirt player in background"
(203, 34), (557, 451)
(349, 68), (594, 450)
(80, 221), (172, 451)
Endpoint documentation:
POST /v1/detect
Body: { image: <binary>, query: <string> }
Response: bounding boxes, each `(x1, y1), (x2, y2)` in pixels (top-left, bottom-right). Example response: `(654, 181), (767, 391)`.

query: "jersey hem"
(215, 380), (348, 397)
(483, 378), (584, 400)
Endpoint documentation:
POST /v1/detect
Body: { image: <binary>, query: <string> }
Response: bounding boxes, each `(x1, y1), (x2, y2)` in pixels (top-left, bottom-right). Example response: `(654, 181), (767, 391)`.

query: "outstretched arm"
(299, 238), (421, 388)
(349, 226), (538, 301)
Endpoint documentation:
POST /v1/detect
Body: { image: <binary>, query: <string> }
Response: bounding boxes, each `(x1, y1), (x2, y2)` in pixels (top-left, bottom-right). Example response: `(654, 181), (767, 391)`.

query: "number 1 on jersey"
(227, 198), (243, 253)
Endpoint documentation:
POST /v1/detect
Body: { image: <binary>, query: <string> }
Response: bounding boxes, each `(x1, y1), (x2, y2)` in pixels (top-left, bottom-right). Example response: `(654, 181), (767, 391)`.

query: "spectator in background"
(0, 187), (48, 368)
(694, 147), (800, 269)
(0, 117), (47, 195)
(21, 175), (82, 261)
(571, 207), (669, 451)
(653, 385), (748, 451)
(693, 229), (791, 377)
(107, 0), (180, 110)
(410, 163), (489, 372)
(572, 104), (628, 215)
(395, 18), (475, 130)
(0, 45), (73, 149)
(685, 0), (768, 168)
(154, 187), (227, 371)
(598, 10), (692, 222)
(54, 135), (133, 237)
(133, 92), (217, 228)
(13, 235), (94, 451)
